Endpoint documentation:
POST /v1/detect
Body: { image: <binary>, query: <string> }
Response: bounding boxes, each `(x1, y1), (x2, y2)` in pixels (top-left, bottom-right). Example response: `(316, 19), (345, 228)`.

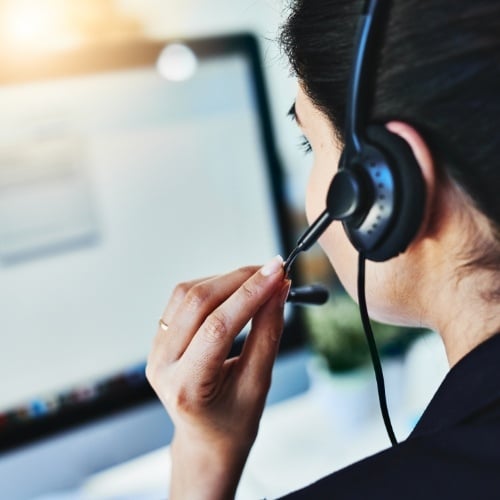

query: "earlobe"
(385, 121), (437, 238)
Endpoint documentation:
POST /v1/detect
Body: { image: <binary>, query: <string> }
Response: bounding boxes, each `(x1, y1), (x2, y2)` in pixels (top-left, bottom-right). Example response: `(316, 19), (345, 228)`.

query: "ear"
(385, 121), (438, 239)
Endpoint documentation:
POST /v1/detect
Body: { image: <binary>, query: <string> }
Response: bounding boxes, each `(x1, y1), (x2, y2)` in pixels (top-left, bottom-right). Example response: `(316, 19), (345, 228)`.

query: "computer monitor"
(0, 34), (304, 456)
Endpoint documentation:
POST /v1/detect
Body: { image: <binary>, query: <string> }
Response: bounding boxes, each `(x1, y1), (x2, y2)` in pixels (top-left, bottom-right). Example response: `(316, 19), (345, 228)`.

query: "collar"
(410, 332), (500, 437)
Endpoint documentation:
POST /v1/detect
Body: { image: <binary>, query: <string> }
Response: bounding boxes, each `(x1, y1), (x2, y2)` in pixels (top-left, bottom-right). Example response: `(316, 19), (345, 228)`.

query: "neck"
(433, 277), (500, 367)
(416, 232), (500, 367)
(415, 186), (500, 367)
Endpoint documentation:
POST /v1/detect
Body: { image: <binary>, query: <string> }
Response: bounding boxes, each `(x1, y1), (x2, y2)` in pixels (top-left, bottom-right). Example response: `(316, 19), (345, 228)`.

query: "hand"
(146, 256), (290, 500)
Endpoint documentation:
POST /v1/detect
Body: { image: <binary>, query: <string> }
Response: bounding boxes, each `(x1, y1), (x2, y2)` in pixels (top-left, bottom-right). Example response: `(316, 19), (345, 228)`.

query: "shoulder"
(280, 410), (500, 499)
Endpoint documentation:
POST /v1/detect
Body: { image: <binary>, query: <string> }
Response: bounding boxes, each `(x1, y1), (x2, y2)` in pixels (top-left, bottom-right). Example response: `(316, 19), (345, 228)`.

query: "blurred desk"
(81, 366), (416, 499)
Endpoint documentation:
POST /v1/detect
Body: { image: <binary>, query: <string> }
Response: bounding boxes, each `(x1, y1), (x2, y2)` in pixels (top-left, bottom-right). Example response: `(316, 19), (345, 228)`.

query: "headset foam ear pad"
(364, 125), (426, 261)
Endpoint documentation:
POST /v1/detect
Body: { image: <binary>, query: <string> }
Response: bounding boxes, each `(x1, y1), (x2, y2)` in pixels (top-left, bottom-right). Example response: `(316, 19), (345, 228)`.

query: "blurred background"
(0, 0), (310, 181)
(0, 1), (448, 499)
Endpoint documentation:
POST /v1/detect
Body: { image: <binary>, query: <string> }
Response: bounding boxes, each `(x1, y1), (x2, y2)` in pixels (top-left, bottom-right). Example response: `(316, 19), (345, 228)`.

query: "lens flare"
(156, 43), (198, 82)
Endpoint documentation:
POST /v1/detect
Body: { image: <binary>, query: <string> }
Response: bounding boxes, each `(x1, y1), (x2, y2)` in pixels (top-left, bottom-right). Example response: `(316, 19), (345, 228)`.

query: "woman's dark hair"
(280, 0), (500, 296)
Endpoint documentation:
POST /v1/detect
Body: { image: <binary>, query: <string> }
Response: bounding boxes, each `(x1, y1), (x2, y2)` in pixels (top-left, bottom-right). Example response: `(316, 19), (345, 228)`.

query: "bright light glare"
(156, 43), (198, 82)
(2, 0), (79, 51)
(4, 2), (50, 43)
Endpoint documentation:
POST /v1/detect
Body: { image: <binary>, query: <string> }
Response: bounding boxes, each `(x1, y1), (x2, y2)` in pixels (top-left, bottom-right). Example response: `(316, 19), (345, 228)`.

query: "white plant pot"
(306, 355), (378, 433)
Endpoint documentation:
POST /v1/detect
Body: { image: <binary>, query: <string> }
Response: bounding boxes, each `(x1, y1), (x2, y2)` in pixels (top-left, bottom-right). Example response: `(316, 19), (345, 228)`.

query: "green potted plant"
(304, 293), (424, 372)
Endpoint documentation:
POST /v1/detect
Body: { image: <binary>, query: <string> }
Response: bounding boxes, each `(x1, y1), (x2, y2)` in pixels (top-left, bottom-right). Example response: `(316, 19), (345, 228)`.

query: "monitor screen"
(0, 35), (303, 451)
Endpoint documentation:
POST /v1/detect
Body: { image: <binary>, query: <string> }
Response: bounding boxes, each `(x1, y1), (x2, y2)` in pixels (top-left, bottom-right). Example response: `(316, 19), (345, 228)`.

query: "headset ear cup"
(363, 125), (426, 261)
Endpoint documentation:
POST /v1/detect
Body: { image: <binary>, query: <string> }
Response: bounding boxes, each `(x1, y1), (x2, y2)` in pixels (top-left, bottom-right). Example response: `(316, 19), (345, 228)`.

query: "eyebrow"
(288, 101), (303, 127)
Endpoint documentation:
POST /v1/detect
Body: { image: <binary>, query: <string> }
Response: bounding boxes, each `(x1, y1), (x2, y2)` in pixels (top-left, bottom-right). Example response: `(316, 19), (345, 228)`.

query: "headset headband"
(345, 0), (385, 156)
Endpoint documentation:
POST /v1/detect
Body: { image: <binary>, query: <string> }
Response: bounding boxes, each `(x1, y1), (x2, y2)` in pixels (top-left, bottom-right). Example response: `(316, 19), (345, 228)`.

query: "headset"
(284, 0), (426, 445)
(284, 0), (425, 267)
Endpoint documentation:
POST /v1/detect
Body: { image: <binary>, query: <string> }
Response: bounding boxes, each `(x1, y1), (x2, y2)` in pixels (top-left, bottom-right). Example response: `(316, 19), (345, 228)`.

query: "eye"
(288, 102), (312, 155)
(299, 135), (312, 155)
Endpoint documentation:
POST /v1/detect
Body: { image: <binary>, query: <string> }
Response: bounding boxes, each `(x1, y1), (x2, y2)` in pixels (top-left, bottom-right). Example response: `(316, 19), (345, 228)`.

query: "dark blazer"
(281, 332), (500, 499)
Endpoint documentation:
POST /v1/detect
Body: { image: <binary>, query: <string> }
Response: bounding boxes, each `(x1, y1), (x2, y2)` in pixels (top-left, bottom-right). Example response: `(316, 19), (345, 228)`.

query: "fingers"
(238, 279), (291, 391)
(180, 256), (285, 386)
(149, 274), (220, 379)
(158, 266), (259, 362)
(160, 274), (219, 328)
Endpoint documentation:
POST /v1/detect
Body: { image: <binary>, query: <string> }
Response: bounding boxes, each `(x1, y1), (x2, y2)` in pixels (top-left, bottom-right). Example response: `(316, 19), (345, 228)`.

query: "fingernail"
(260, 255), (284, 277)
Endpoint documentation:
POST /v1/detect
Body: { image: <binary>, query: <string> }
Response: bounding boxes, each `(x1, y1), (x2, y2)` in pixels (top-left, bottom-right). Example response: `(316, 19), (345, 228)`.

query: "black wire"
(357, 253), (398, 446)
(283, 246), (301, 276)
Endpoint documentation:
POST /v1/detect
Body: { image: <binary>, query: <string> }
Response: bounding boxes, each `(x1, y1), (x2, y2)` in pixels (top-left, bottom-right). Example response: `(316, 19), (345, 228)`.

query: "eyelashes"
(299, 135), (312, 154)
(288, 103), (312, 154)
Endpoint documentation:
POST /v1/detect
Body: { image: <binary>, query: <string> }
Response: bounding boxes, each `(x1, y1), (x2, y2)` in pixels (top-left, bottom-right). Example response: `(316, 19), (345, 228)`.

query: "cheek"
(321, 221), (359, 302)
(305, 167), (325, 225)
(305, 149), (337, 224)
(305, 153), (359, 300)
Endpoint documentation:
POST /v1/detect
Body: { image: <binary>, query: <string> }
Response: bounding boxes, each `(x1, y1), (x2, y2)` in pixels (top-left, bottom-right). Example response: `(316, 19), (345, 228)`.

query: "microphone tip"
(286, 284), (330, 306)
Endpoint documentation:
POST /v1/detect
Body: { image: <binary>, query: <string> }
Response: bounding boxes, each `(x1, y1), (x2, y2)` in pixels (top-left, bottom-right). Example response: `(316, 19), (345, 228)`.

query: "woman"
(146, 0), (500, 497)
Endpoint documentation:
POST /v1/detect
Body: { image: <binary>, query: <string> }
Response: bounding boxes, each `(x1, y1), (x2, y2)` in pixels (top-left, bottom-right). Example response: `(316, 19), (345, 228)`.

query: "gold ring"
(158, 319), (169, 331)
